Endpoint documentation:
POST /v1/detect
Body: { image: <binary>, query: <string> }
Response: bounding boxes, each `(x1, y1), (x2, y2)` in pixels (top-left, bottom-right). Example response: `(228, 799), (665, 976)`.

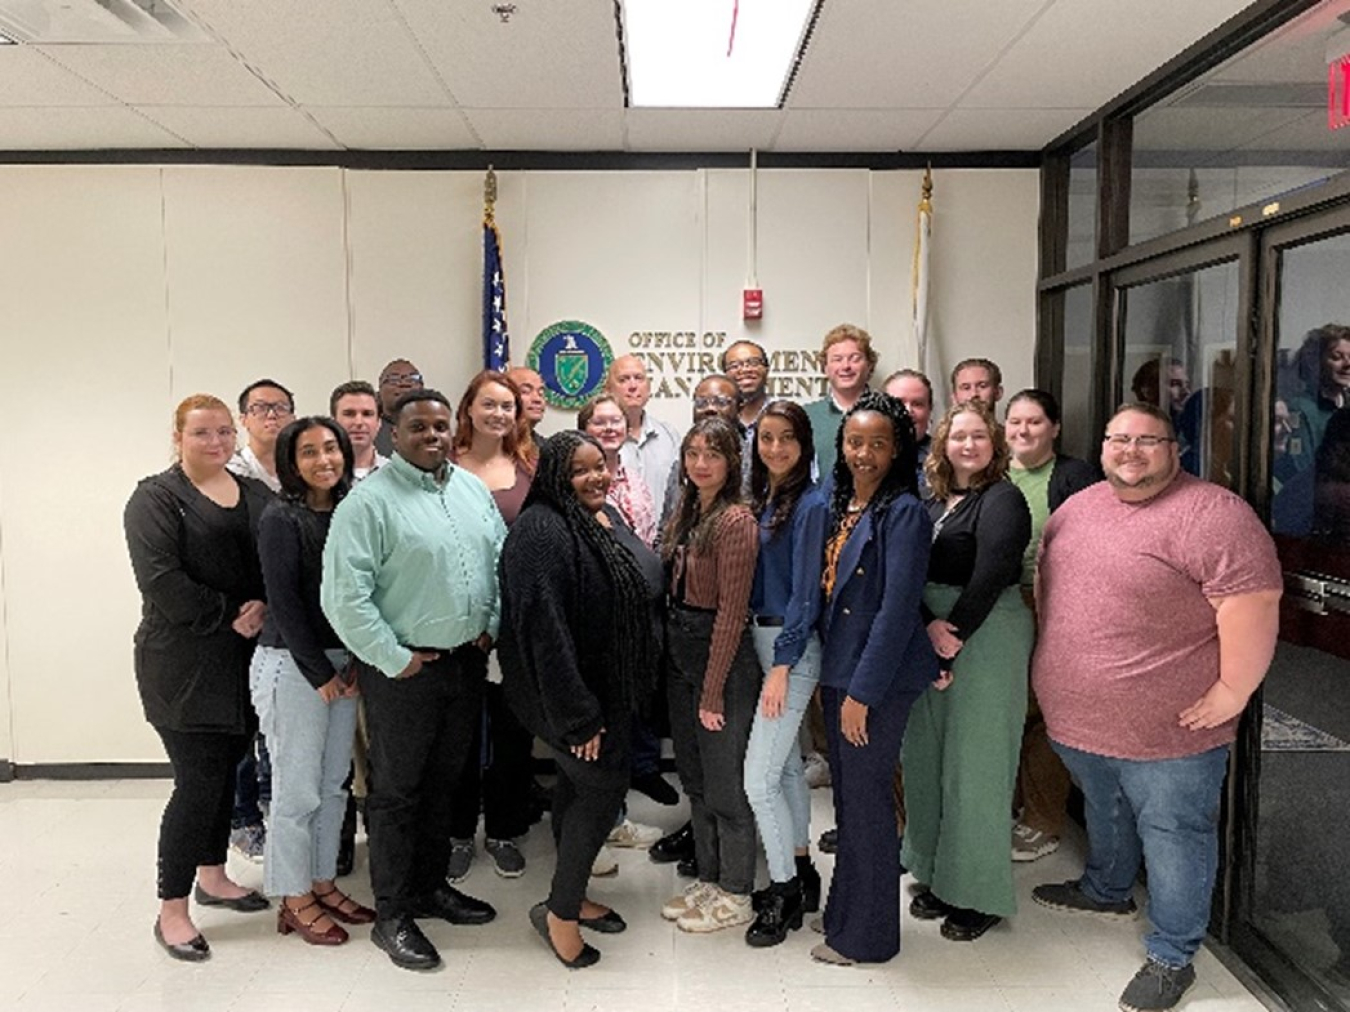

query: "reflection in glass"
(1059, 285), (1095, 460)
(1066, 144), (1098, 270)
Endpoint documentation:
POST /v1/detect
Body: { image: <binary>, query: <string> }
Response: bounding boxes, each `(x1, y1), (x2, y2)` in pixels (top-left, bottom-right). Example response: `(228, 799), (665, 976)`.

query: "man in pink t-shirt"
(1030, 403), (1281, 1012)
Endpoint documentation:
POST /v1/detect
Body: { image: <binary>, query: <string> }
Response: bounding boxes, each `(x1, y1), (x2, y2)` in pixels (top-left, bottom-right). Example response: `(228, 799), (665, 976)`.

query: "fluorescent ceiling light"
(624, 0), (816, 108)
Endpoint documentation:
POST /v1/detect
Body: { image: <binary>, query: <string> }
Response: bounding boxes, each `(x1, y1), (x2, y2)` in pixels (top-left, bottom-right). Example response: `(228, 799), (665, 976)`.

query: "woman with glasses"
(252, 417), (374, 945)
(124, 395), (274, 962)
(901, 400), (1032, 942)
(1004, 390), (1099, 863)
(499, 431), (661, 968)
(580, 393), (657, 547)
(446, 370), (538, 880)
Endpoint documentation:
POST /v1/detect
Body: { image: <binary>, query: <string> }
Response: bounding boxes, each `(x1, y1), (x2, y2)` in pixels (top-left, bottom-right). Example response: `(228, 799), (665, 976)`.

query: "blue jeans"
(250, 646), (359, 897)
(1052, 740), (1230, 969)
(744, 628), (821, 883)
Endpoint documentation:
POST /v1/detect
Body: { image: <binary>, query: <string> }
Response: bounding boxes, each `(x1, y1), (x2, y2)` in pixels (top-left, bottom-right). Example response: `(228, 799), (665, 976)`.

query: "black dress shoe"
(336, 838), (355, 878)
(745, 880), (804, 948)
(372, 915), (441, 970)
(940, 907), (1001, 941)
(631, 772), (680, 806)
(817, 828), (838, 854)
(193, 884), (270, 912)
(909, 886), (956, 921)
(578, 909), (627, 934)
(529, 902), (600, 969)
(153, 919), (211, 962)
(648, 821), (695, 863)
(415, 884), (496, 925)
(676, 855), (698, 878)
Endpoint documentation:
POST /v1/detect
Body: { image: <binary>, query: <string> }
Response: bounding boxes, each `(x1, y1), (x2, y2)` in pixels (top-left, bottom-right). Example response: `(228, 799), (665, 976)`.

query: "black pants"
(546, 724), (631, 920)
(358, 645), (486, 919)
(666, 606), (762, 897)
(448, 681), (534, 841)
(154, 726), (253, 900)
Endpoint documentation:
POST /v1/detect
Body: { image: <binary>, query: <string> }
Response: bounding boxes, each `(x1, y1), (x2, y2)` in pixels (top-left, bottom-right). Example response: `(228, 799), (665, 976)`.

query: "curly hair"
(452, 370), (537, 470)
(924, 400), (1011, 501)
(749, 400), (815, 537)
(827, 390), (919, 536)
(661, 416), (744, 561)
(1296, 324), (1350, 395)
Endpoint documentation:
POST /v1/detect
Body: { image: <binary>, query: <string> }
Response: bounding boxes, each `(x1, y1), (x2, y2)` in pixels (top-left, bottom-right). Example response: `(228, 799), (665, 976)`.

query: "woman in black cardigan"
(498, 431), (660, 969)
(123, 394), (274, 962)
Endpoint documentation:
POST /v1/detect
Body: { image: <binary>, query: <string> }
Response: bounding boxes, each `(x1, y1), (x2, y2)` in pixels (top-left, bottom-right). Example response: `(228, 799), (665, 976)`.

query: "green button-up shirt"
(321, 453), (507, 677)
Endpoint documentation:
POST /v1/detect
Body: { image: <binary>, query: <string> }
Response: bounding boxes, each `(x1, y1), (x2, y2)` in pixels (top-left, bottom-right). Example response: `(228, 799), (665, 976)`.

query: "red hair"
(452, 371), (537, 470)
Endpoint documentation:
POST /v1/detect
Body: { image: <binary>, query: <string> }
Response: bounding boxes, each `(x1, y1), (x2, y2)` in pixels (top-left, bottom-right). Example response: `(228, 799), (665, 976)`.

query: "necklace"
(847, 497), (869, 513)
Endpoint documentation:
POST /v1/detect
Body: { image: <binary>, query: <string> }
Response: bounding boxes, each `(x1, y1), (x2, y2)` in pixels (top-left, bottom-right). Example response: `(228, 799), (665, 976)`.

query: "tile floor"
(0, 777), (1274, 1012)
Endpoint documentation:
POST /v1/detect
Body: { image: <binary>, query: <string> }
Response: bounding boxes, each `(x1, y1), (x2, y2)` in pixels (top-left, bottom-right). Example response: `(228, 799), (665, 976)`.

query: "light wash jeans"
(1052, 740), (1230, 969)
(250, 646), (358, 898)
(743, 628), (822, 883)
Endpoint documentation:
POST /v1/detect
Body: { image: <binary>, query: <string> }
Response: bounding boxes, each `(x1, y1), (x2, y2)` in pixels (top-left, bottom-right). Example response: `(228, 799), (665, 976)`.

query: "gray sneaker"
(229, 823), (266, 863)
(484, 838), (526, 878)
(1032, 879), (1137, 919)
(1119, 959), (1196, 1012)
(447, 838), (475, 883)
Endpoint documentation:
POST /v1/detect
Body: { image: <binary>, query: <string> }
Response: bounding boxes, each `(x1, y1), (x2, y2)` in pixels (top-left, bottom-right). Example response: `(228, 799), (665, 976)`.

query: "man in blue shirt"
(322, 390), (506, 971)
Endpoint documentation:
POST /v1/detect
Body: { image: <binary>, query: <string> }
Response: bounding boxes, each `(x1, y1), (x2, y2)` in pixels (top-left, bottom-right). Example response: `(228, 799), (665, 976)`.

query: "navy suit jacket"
(818, 494), (938, 707)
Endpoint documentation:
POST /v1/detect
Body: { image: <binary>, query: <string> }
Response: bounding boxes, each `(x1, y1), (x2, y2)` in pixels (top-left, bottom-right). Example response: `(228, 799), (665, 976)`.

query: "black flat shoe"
(648, 822), (695, 864)
(578, 909), (627, 934)
(817, 828), (838, 854)
(675, 855), (698, 878)
(415, 884), (496, 925)
(529, 902), (600, 969)
(153, 919), (210, 962)
(940, 907), (1001, 942)
(192, 884), (269, 912)
(909, 886), (956, 921)
(372, 915), (441, 970)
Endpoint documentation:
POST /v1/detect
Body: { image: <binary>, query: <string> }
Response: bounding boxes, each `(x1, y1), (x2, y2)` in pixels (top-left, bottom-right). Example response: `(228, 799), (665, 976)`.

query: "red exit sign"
(1330, 54), (1350, 130)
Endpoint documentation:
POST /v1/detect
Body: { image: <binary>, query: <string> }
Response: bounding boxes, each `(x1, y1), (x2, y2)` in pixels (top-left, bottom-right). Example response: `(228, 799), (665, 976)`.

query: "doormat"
(1262, 705), (1350, 752)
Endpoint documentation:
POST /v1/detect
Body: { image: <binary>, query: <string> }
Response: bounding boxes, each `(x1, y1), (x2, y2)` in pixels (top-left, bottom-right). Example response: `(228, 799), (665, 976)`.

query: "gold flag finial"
(921, 163), (933, 202)
(484, 166), (498, 222)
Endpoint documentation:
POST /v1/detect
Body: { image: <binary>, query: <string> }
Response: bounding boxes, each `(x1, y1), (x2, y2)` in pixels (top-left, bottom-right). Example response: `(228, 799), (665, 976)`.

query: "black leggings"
(546, 726), (630, 921)
(155, 726), (253, 900)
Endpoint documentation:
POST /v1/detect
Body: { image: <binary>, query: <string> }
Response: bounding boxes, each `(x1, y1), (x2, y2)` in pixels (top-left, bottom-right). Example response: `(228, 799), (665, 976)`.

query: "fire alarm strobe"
(743, 288), (763, 320)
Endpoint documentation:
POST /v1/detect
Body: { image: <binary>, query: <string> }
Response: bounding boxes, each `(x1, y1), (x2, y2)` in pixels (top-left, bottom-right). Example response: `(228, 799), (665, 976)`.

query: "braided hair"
(828, 390), (919, 536)
(749, 400), (815, 537)
(522, 430), (656, 715)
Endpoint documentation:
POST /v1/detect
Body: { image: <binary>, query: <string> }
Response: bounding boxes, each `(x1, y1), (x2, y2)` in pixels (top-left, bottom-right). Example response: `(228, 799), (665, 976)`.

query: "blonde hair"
(820, 324), (879, 375)
(924, 400), (1010, 500)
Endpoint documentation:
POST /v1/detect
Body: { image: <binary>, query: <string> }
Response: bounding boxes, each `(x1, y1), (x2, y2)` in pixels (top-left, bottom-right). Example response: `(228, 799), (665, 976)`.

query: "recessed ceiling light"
(622, 0), (817, 108)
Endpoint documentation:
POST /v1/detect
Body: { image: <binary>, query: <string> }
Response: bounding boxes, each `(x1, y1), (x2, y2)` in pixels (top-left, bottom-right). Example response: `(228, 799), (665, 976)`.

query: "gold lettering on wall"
(628, 330), (825, 400)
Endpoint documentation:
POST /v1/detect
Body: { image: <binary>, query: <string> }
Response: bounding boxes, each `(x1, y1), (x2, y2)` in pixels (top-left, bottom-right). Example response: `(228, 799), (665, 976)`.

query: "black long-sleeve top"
(925, 480), (1031, 642)
(123, 465), (271, 732)
(257, 500), (345, 689)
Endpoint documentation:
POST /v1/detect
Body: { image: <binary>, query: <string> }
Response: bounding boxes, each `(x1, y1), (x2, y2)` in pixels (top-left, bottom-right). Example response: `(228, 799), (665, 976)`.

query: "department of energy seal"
(527, 320), (614, 410)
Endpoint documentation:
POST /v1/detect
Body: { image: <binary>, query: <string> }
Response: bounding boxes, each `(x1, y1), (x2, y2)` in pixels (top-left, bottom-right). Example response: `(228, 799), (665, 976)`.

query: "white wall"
(0, 163), (1038, 764)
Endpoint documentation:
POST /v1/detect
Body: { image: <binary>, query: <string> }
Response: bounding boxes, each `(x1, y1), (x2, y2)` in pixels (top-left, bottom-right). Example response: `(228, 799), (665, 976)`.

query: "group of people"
(124, 324), (1284, 1012)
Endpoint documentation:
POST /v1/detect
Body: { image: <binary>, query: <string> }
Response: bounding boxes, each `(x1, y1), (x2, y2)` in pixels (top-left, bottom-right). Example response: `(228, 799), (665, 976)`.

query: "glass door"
(1229, 207), (1350, 1012)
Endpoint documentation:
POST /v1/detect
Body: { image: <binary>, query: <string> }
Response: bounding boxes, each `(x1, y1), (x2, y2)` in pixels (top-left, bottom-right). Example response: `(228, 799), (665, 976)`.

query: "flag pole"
(912, 164), (934, 384)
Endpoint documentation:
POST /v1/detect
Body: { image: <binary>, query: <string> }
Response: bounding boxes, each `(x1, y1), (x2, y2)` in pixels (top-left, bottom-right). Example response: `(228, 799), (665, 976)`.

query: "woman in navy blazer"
(812, 391), (938, 966)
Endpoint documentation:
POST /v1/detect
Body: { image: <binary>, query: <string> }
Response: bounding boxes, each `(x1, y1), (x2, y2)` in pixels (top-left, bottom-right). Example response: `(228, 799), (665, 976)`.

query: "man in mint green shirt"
(322, 390), (505, 971)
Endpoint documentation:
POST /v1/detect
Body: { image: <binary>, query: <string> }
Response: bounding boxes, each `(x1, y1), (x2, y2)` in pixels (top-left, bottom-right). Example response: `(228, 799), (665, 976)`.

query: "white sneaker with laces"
(677, 889), (753, 933)
(1011, 822), (1060, 862)
(607, 819), (663, 848)
(661, 880), (716, 921)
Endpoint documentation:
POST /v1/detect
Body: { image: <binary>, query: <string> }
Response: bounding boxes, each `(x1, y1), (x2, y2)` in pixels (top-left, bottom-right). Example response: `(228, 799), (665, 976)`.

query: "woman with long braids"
(742, 400), (828, 947)
(812, 390), (937, 966)
(498, 431), (661, 969)
(251, 416), (375, 946)
(659, 416), (762, 934)
(901, 399), (1032, 942)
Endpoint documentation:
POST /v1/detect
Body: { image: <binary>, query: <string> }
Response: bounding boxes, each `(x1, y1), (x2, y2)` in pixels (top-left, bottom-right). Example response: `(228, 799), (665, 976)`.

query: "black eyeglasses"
(1103, 434), (1175, 449)
(245, 401), (294, 418)
(725, 357), (767, 372)
(381, 371), (423, 385)
(694, 395), (737, 409)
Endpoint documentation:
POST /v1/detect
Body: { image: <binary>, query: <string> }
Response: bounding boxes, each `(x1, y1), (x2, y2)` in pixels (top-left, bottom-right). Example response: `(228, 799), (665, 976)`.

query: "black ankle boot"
(795, 855), (822, 913)
(745, 879), (804, 948)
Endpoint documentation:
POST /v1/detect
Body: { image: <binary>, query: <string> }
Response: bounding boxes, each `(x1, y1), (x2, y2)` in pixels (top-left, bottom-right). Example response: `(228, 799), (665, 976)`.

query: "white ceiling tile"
(0, 47), (119, 105)
(464, 108), (625, 151)
(960, 0), (1253, 109)
(916, 108), (1092, 151)
(136, 106), (341, 149)
(395, 0), (624, 109)
(772, 109), (945, 152)
(36, 44), (285, 106)
(625, 109), (783, 152)
(177, 0), (450, 106)
(0, 107), (187, 148)
(306, 107), (479, 150)
(789, 0), (1048, 109)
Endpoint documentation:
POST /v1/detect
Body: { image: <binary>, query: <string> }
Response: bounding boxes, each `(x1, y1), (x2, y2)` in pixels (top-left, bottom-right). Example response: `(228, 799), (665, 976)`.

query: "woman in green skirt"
(900, 400), (1032, 941)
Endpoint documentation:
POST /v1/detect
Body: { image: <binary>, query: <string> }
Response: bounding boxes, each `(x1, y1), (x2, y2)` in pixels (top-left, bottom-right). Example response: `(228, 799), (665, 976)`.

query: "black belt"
(669, 599), (717, 615)
(751, 615), (784, 628)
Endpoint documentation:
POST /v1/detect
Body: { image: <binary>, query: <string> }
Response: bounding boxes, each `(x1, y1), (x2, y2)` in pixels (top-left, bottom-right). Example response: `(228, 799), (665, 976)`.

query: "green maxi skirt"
(899, 583), (1033, 918)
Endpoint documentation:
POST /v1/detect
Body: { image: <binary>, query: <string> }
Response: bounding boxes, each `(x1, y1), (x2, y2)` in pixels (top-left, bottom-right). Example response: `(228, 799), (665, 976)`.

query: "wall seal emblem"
(527, 320), (614, 410)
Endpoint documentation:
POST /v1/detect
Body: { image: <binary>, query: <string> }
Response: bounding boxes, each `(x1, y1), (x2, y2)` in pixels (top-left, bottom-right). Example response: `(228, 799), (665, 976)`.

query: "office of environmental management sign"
(527, 320), (614, 410)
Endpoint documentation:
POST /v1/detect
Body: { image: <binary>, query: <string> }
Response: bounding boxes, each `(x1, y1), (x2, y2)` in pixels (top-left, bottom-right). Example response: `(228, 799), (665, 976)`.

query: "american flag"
(483, 220), (510, 370)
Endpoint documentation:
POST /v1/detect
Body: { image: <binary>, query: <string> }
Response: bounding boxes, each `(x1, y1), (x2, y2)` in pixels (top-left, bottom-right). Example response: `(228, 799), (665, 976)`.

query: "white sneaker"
(804, 752), (832, 789)
(1012, 822), (1060, 862)
(607, 819), (663, 848)
(677, 889), (753, 933)
(661, 880), (716, 921)
(590, 845), (619, 877)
